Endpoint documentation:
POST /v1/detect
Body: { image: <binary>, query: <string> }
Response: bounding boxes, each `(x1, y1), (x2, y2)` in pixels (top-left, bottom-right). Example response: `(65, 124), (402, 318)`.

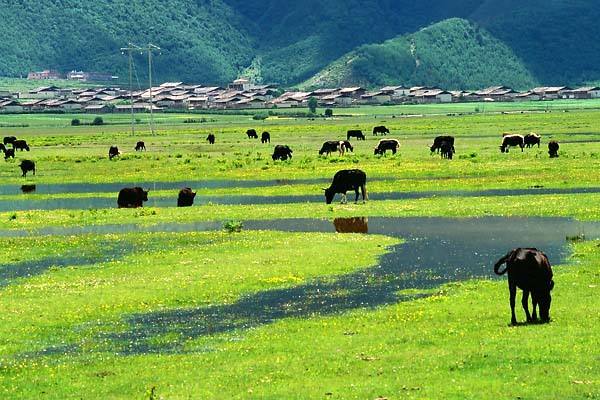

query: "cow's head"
(142, 190), (149, 202)
(374, 147), (382, 156)
(324, 188), (335, 204)
(346, 143), (354, 152)
(499, 145), (506, 153)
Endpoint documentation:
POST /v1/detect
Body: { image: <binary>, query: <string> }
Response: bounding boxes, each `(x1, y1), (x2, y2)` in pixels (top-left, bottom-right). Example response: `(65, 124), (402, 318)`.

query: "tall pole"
(146, 43), (160, 136)
(121, 43), (141, 136)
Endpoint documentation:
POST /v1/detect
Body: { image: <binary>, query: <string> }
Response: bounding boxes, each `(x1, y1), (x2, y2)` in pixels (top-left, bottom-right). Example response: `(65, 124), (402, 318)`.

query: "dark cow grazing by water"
(374, 139), (400, 155)
(319, 141), (342, 156)
(21, 184), (36, 193)
(347, 130), (365, 141)
(272, 145), (293, 161)
(524, 133), (541, 148)
(117, 187), (149, 208)
(372, 126), (390, 136)
(500, 134), (525, 153)
(4, 148), (15, 160)
(340, 140), (354, 153)
(548, 141), (560, 158)
(109, 146), (120, 160)
(494, 248), (554, 325)
(246, 129), (258, 139)
(3, 136), (16, 145)
(135, 141), (146, 151)
(177, 187), (196, 207)
(430, 135), (455, 153)
(13, 140), (29, 151)
(206, 133), (215, 145)
(440, 141), (454, 159)
(19, 160), (35, 177)
(261, 131), (271, 144)
(323, 169), (367, 204)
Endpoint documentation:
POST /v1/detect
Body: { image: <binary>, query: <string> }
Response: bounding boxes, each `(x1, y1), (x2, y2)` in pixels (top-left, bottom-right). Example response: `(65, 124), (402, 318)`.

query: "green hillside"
(0, 0), (254, 84)
(0, 0), (599, 86)
(303, 19), (537, 90)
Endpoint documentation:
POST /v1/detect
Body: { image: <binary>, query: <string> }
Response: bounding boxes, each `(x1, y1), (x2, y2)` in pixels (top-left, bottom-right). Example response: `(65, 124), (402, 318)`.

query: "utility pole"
(146, 43), (161, 136)
(120, 43), (142, 136)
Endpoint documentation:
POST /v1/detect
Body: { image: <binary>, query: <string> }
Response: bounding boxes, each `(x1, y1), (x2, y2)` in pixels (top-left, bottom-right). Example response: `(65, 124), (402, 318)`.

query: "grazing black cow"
(372, 126), (390, 136)
(494, 248), (554, 325)
(206, 133), (215, 145)
(12, 140), (30, 151)
(19, 160), (35, 177)
(319, 141), (342, 156)
(374, 139), (400, 155)
(524, 133), (541, 148)
(246, 129), (258, 139)
(109, 146), (120, 160)
(135, 141), (146, 151)
(21, 184), (36, 193)
(548, 141), (560, 158)
(261, 131), (271, 144)
(177, 187), (196, 207)
(3, 136), (16, 145)
(440, 141), (454, 160)
(430, 136), (455, 153)
(4, 148), (15, 160)
(272, 145), (293, 161)
(117, 187), (149, 208)
(347, 130), (365, 141)
(500, 134), (525, 153)
(340, 140), (354, 153)
(323, 169), (367, 204)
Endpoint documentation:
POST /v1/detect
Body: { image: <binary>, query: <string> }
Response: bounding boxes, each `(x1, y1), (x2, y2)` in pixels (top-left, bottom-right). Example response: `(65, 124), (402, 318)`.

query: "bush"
(92, 116), (104, 126)
(223, 220), (243, 233)
(253, 113), (268, 121)
(71, 118), (80, 126)
(324, 108), (333, 118)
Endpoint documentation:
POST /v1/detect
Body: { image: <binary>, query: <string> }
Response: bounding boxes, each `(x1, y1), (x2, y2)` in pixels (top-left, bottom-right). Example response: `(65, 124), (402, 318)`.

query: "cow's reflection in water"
(333, 217), (368, 234)
(20, 184), (36, 194)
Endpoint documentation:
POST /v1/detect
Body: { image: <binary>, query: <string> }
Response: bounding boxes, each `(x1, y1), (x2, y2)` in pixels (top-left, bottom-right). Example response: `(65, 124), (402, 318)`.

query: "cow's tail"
(493, 252), (511, 275)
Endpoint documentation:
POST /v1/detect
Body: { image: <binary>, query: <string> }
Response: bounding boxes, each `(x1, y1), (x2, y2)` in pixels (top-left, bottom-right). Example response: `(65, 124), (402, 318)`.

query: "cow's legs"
(522, 290), (532, 322)
(354, 188), (359, 203)
(531, 292), (539, 321)
(509, 281), (518, 325)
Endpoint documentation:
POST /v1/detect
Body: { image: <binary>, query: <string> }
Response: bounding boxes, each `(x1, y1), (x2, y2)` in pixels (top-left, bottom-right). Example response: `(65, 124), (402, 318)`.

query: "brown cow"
(117, 187), (148, 208)
(500, 135), (525, 153)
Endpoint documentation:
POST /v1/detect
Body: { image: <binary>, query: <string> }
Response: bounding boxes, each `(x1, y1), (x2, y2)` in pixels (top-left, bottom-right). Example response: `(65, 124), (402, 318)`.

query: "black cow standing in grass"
(3, 136), (16, 145)
(323, 169), (367, 204)
(319, 141), (342, 156)
(374, 139), (400, 155)
(3, 148), (14, 160)
(548, 141), (560, 158)
(494, 248), (554, 325)
(261, 131), (271, 144)
(117, 187), (148, 208)
(109, 146), (120, 160)
(13, 140), (30, 151)
(524, 133), (541, 148)
(500, 134), (525, 153)
(430, 136), (455, 153)
(347, 130), (365, 141)
(340, 140), (354, 153)
(246, 129), (258, 139)
(372, 126), (390, 136)
(272, 145), (293, 161)
(135, 141), (146, 151)
(440, 141), (454, 159)
(19, 160), (35, 177)
(177, 187), (196, 207)
(206, 133), (215, 145)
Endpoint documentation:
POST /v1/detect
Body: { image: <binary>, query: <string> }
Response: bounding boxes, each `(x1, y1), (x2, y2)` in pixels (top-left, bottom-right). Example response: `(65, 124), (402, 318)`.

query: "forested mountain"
(1, 0), (599, 88)
(302, 19), (537, 90)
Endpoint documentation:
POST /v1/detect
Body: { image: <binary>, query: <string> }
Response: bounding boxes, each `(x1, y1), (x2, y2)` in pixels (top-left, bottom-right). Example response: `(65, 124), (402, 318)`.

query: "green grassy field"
(0, 102), (599, 399)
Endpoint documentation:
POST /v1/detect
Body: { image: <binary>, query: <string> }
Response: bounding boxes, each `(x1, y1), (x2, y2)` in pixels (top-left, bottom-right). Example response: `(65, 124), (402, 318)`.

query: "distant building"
(27, 70), (63, 80)
(66, 70), (117, 82)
